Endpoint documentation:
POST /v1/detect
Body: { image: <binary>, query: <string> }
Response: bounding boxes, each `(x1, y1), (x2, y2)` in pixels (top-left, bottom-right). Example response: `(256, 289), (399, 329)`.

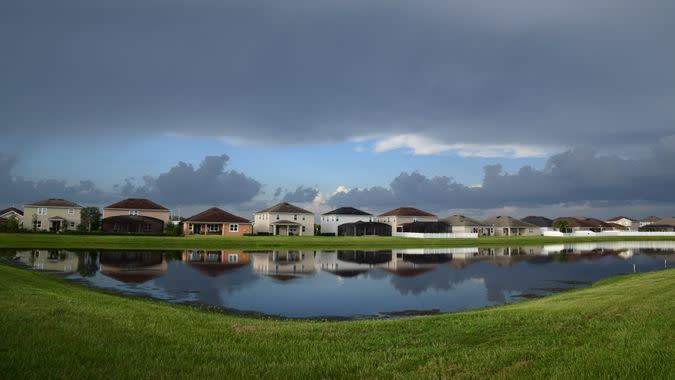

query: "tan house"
(253, 202), (315, 236)
(102, 198), (170, 233)
(606, 216), (637, 230)
(442, 214), (491, 235)
(482, 216), (538, 236)
(24, 199), (82, 231)
(183, 208), (253, 236)
(0, 207), (23, 227)
(377, 207), (437, 232)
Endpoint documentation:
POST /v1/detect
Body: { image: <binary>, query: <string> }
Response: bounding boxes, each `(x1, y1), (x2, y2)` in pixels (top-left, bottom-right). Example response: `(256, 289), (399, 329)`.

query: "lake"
(3, 241), (673, 318)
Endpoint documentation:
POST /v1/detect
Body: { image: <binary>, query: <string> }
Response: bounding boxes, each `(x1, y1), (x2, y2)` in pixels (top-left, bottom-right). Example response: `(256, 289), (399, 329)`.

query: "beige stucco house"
(102, 198), (170, 233)
(377, 207), (437, 232)
(24, 199), (82, 231)
(253, 202), (315, 236)
(183, 208), (253, 236)
(482, 216), (538, 236)
(442, 214), (491, 235)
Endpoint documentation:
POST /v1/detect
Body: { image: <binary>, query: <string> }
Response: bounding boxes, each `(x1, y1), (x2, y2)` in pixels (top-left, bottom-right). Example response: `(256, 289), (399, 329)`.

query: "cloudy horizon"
(2, 0), (674, 220)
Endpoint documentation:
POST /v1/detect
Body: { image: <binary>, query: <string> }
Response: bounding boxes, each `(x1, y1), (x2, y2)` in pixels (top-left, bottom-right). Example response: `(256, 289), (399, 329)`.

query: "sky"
(1, 0), (675, 220)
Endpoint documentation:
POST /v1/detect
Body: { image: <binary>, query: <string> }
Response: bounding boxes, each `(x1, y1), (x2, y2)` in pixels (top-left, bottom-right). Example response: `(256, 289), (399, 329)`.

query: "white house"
(320, 207), (374, 235)
(639, 216), (661, 228)
(0, 207), (23, 227)
(253, 202), (315, 236)
(377, 207), (438, 232)
(606, 216), (638, 230)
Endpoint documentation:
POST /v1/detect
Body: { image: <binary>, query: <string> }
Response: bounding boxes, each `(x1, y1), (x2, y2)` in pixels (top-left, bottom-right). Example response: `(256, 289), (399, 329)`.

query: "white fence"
(543, 230), (675, 237)
(393, 232), (478, 239)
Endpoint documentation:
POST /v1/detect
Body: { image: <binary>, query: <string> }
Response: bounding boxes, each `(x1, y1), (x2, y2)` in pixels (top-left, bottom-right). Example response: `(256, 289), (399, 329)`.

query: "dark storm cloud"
(119, 154), (261, 206)
(329, 138), (675, 211)
(281, 186), (319, 203)
(2, 0), (675, 151)
(0, 155), (109, 205)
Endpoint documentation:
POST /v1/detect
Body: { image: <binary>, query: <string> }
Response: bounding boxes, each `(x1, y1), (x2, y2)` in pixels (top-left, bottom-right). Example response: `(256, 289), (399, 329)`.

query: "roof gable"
(442, 214), (486, 226)
(483, 215), (537, 228)
(323, 207), (371, 216)
(257, 202), (312, 214)
(185, 208), (251, 223)
(25, 198), (81, 208)
(105, 198), (168, 211)
(0, 207), (23, 217)
(378, 207), (436, 217)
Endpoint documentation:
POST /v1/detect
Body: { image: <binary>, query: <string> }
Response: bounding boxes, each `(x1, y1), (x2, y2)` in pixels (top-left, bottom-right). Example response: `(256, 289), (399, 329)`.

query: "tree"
(552, 219), (571, 233)
(0, 215), (20, 232)
(164, 222), (183, 236)
(80, 207), (102, 232)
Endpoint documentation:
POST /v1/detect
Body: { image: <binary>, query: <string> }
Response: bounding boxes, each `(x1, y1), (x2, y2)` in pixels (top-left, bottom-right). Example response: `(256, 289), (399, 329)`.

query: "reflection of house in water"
(447, 247), (547, 268)
(181, 251), (250, 277)
(99, 252), (167, 283)
(13, 250), (79, 273)
(315, 251), (386, 277)
(251, 251), (316, 280)
(378, 252), (451, 277)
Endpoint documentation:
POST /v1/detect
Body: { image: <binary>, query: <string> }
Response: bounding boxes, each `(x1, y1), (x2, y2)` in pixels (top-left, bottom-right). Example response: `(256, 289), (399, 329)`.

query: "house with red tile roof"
(183, 208), (252, 236)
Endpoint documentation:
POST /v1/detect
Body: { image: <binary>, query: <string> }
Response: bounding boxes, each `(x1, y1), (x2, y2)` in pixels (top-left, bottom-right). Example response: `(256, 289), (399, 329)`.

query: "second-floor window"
(68, 208), (74, 215)
(129, 210), (139, 216)
(294, 214), (297, 220)
(37, 208), (47, 215)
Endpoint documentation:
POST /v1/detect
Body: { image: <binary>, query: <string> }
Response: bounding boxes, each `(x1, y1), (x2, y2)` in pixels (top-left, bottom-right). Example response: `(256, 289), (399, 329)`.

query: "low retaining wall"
(393, 232), (478, 239)
(543, 231), (675, 237)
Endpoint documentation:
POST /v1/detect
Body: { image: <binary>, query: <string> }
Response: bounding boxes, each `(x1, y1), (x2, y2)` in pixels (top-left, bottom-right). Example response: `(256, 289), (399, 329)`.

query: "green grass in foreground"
(0, 264), (673, 379)
(1, 232), (675, 250)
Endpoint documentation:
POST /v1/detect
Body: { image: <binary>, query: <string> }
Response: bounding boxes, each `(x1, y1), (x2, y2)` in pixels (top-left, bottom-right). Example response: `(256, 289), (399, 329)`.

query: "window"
(302, 226), (306, 232)
(144, 224), (152, 232)
(302, 216), (305, 221)
(129, 210), (139, 216)
(189, 224), (194, 232)
(276, 214), (279, 220)
(228, 254), (238, 263)
(69, 222), (75, 228)
(208, 224), (219, 232)
(37, 207), (47, 215)
(229, 224), (239, 232)
(413, 217), (418, 222)
(67, 208), (74, 215)
(294, 214), (297, 221)
(34, 221), (42, 229)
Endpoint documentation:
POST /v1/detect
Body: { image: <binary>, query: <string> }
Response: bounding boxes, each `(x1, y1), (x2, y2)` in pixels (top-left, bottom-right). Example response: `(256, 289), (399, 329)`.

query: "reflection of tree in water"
(77, 251), (99, 277)
(336, 250), (391, 265)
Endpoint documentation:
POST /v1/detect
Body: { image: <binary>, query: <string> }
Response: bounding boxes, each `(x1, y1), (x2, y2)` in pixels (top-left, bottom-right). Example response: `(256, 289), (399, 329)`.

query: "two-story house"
(377, 207), (438, 232)
(320, 207), (374, 235)
(102, 198), (170, 233)
(253, 202), (315, 236)
(24, 199), (82, 231)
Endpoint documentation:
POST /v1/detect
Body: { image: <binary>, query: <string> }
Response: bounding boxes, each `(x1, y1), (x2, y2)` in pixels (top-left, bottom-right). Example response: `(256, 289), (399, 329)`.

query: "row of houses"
(3, 198), (674, 236)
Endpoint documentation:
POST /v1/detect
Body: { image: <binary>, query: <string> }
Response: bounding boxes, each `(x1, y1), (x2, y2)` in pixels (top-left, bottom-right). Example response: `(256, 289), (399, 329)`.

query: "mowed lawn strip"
(2, 232), (675, 250)
(0, 264), (672, 379)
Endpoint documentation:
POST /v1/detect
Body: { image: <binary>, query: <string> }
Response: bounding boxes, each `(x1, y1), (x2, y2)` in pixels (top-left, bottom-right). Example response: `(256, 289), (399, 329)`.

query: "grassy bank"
(1, 232), (675, 250)
(0, 264), (672, 378)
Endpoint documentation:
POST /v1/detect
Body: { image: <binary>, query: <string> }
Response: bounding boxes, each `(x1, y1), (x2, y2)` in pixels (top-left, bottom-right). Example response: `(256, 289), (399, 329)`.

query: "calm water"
(3, 241), (673, 318)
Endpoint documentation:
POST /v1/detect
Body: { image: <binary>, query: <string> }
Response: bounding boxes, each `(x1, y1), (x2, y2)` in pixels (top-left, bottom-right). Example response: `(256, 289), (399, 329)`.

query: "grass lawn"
(0, 263), (672, 379)
(1, 232), (675, 250)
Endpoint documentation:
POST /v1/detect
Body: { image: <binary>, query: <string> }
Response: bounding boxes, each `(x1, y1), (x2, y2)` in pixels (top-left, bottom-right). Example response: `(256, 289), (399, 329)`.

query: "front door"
(51, 221), (61, 232)
(193, 224), (201, 234)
